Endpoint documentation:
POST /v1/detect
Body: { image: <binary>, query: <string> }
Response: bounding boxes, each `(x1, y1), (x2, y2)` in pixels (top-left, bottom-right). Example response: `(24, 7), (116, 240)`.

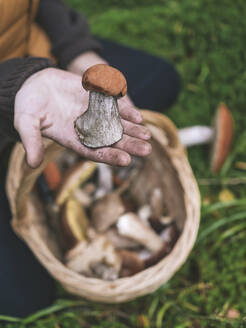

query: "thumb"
(15, 114), (44, 168)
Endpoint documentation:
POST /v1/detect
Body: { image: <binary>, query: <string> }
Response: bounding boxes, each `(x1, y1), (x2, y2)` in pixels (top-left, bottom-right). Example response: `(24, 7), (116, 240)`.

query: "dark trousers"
(0, 40), (180, 317)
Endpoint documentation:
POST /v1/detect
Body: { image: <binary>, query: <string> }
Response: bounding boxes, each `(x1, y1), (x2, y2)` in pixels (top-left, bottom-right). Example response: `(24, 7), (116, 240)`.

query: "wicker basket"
(6, 110), (200, 303)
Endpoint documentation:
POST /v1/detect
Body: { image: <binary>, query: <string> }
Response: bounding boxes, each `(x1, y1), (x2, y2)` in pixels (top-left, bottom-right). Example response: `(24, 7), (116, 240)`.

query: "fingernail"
(142, 142), (152, 156)
(27, 154), (43, 169)
(142, 129), (151, 140)
(136, 112), (143, 123)
(119, 154), (131, 166)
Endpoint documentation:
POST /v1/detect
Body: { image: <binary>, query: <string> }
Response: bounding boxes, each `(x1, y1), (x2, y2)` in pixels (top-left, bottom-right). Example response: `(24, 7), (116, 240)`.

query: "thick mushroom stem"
(117, 213), (163, 253)
(75, 91), (123, 148)
(178, 126), (214, 146)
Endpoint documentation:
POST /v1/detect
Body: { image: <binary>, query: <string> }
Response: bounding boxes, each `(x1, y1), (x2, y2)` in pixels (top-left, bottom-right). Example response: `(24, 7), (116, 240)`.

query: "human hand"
(67, 51), (142, 141)
(67, 51), (106, 76)
(14, 68), (151, 168)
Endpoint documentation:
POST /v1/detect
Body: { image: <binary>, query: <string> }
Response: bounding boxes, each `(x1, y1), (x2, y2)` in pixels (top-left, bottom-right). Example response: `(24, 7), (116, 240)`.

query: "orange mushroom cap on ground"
(211, 103), (234, 173)
(82, 64), (127, 97)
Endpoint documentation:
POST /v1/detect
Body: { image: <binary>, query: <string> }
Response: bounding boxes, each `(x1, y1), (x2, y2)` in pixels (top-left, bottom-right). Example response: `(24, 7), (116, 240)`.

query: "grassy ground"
(1, 0), (246, 327)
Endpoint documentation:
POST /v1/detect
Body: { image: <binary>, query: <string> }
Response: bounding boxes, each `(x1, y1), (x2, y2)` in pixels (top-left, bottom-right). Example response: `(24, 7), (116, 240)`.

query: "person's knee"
(164, 62), (181, 107)
(129, 58), (181, 112)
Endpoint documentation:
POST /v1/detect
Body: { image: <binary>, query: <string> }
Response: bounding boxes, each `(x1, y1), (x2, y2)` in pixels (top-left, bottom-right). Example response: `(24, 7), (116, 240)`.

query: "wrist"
(67, 51), (108, 75)
(16, 67), (53, 90)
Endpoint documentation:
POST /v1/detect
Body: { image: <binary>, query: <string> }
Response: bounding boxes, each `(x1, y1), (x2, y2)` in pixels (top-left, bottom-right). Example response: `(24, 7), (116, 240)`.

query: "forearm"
(67, 51), (107, 75)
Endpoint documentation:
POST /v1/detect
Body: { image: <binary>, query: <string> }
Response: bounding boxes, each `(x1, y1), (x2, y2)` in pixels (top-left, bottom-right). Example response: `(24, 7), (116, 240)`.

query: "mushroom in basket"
(61, 197), (123, 280)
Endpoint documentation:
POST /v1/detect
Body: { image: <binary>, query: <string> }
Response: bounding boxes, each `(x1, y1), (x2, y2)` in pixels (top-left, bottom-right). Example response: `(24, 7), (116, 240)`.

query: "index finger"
(118, 100), (142, 124)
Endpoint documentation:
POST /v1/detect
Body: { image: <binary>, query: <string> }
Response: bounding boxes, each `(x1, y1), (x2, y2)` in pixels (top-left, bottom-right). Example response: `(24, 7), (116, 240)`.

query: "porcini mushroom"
(144, 242), (170, 268)
(149, 187), (165, 220)
(94, 163), (113, 200)
(91, 192), (125, 232)
(74, 64), (127, 148)
(145, 223), (179, 267)
(160, 223), (179, 244)
(91, 263), (119, 281)
(160, 216), (173, 225)
(118, 250), (145, 277)
(65, 236), (121, 280)
(137, 204), (152, 226)
(106, 228), (140, 249)
(178, 104), (234, 173)
(117, 213), (163, 253)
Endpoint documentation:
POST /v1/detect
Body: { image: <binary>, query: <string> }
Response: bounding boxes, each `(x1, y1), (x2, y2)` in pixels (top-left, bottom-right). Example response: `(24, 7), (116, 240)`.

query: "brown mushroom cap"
(118, 250), (145, 277)
(211, 103), (234, 173)
(91, 193), (126, 232)
(82, 64), (127, 97)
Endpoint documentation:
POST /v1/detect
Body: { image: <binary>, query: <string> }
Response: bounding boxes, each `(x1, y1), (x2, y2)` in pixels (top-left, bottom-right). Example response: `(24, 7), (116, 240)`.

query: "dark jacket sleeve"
(0, 57), (53, 141)
(36, 0), (102, 69)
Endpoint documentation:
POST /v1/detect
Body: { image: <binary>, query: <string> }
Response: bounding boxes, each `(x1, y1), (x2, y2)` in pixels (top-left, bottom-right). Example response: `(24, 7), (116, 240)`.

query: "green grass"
(1, 0), (246, 327)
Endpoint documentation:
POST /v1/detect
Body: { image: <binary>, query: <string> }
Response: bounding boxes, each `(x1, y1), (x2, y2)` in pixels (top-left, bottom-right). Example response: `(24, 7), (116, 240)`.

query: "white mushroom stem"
(106, 228), (140, 249)
(94, 163), (113, 200)
(75, 91), (123, 148)
(150, 188), (164, 219)
(91, 193), (125, 232)
(138, 249), (151, 261)
(178, 126), (214, 147)
(97, 163), (113, 192)
(117, 213), (163, 253)
(160, 216), (173, 225)
(137, 204), (152, 226)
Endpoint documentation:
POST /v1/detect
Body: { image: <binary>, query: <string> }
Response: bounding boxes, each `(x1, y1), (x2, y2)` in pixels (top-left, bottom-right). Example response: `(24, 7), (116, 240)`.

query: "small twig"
(198, 177), (246, 185)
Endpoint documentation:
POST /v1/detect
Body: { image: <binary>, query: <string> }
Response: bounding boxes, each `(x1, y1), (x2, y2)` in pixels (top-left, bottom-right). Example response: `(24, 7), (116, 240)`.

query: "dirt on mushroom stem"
(75, 91), (123, 148)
